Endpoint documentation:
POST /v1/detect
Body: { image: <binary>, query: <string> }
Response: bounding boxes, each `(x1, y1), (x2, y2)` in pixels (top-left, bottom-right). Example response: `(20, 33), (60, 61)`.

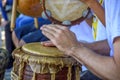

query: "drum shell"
(13, 63), (75, 80)
(11, 46), (81, 80)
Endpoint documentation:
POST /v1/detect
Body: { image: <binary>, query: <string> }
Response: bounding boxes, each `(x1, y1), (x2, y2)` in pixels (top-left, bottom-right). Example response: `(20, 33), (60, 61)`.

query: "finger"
(42, 29), (54, 40)
(49, 24), (69, 31)
(41, 25), (57, 33)
(41, 41), (55, 47)
(47, 24), (70, 36)
(41, 25), (62, 37)
(41, 24), (66, 32)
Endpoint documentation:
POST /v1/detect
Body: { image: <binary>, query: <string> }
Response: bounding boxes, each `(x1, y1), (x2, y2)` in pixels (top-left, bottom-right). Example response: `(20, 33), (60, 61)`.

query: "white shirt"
(70, 21), (94, 43)
(70, 19), (107, 71)
(104, 0), (120, 56)
(70, 21), (94, 71)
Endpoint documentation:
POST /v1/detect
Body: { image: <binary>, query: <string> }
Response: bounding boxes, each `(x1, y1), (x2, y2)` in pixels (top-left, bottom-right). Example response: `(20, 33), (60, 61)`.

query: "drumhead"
(22, 42), (65, 57)
(43, 0), (90, 26)
(17, 0), (43, 17)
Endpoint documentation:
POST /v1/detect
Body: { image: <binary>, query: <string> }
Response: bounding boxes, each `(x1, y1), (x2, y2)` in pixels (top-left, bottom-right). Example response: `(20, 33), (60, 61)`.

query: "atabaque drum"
(11, 42), (81, 80)
(0, 48), (9, 80)
(42, 0), (90, 26)
(17, 0), (44, 17)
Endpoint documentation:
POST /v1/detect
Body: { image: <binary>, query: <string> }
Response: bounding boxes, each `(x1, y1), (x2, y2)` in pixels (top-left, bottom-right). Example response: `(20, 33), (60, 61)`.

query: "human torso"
(104, 0), (120, 56)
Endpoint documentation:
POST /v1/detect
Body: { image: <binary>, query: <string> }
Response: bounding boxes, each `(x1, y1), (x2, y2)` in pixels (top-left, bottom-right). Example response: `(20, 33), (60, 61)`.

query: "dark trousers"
(80, 70), (101, 80)
(5, 22), (15, 69)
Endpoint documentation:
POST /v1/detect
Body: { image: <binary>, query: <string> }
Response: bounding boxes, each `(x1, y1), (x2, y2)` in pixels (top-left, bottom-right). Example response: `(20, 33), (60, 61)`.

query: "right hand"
(41, 24), (81, 56)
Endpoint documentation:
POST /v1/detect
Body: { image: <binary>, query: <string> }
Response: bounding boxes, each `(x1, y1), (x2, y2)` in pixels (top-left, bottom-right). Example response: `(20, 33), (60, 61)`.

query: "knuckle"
(58, 29), (64, 34)
(63, 27), (68, 31)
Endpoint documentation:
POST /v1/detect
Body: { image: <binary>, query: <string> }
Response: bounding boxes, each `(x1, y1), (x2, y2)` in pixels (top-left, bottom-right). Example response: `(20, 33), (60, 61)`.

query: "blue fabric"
(81, 70), (101, 80)
(15, 14), (50, 28)
(0, 0), (13, 21)
(6, 0), (13, 5)
(22, 30), (49, 43)
(15, 14), (34, 28)
(0, 1), (8, 20)
(14, 18), (51, 43)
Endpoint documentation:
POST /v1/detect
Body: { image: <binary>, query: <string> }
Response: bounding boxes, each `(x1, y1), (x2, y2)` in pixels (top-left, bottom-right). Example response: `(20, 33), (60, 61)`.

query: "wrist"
(65, 44), (84, 56)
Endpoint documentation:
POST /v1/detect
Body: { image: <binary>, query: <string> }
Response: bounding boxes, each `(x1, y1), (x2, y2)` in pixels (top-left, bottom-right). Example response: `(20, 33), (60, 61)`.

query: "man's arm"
(81, 0), (105, 26)
(41, 39), (110, 56)
(113, 37), (120, 71)
(70, 37), (120, 80)
(82, 39), (110, 56)
(41, 25), (120, 79)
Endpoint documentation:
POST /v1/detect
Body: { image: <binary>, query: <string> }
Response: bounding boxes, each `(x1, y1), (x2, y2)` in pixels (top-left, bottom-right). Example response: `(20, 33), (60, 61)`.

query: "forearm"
(81, 39), (110, 56)
(70, 47), (120, 80)
(85, 16), (93, 27)
(85, 0), (105, 26)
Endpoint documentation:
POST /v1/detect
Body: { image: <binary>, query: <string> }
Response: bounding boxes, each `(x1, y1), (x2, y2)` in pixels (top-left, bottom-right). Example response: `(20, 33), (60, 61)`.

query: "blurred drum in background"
(11, 0), (44, 30)
(42, 0), (90, 26)
(0, 48), (9, 80)
(11, 42), (81, 80)
(17, 0), (44, 17)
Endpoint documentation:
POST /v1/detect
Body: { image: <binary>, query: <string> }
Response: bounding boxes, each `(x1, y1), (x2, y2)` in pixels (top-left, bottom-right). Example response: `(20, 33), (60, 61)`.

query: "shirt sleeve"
(110, 1), (120, 43)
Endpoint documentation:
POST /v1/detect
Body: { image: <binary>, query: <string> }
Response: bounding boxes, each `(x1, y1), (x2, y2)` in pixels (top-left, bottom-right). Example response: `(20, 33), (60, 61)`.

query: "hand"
(41, 41), (55, 47)
(19, 39), (26, 47)
(0, 20), (8, 27)
(2, 0), (7, 7)
(41, 24), (81, 56)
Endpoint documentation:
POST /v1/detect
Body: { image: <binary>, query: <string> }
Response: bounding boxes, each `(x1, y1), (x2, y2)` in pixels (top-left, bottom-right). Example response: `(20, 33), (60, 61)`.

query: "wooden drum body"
(11, 43), (81, 80)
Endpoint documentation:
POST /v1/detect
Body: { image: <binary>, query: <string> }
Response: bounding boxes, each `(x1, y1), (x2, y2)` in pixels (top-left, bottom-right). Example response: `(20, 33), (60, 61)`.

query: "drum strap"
(92, 0), (104, 40)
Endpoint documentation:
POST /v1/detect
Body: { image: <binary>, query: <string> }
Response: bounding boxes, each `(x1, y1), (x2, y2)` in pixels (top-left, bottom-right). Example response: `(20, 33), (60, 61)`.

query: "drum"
(11, 42), (81, 80)
(17, 0), (44, 17)
(0, 48), (9, 80)
(42, 0), (90, 26)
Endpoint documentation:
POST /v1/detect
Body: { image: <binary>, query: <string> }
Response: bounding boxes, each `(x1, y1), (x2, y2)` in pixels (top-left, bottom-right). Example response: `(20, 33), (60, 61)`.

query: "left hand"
(40, 24), (80, 55)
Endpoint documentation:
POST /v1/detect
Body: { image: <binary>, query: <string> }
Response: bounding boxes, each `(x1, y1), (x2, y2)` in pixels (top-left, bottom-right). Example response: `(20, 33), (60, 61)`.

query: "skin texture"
(40, 24), (120, 80)
(12, 31), (26, 48)
(41, 39), (110, 56)
(40, 0), (120, 79)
